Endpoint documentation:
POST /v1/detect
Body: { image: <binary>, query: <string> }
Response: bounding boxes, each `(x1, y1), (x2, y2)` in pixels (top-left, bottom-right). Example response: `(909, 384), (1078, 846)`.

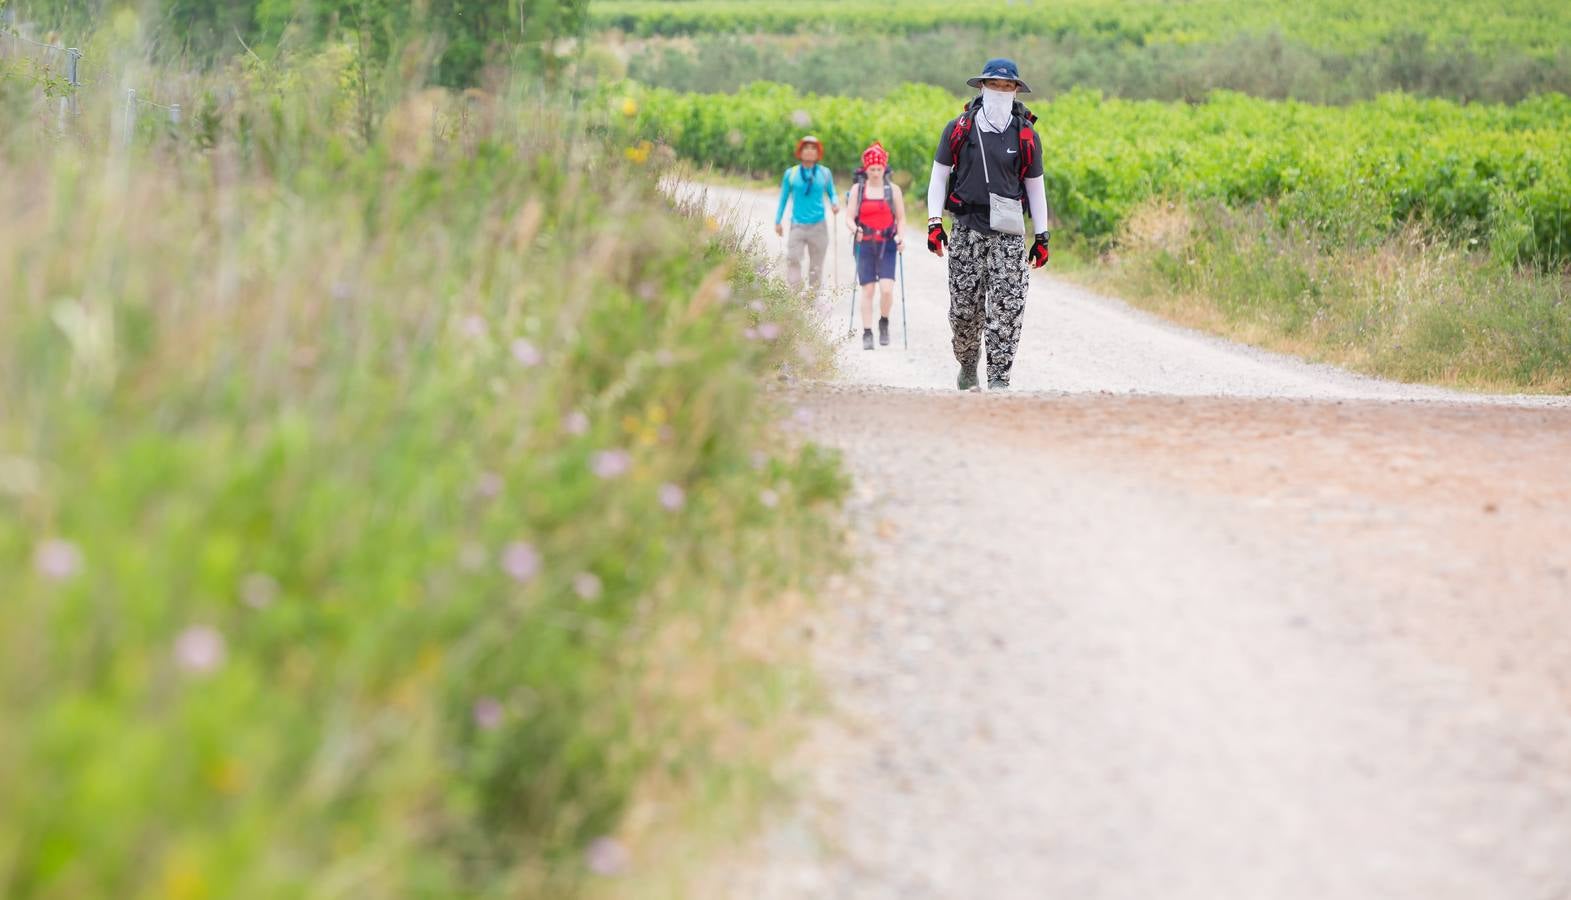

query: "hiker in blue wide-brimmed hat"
(924, 58), (1052, 391)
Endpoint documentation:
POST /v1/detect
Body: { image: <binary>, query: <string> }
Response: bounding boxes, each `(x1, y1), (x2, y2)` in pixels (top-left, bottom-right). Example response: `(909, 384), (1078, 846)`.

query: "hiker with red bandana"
(774, 135), (840, 293)
(925, 58), (1051, 390)
(847, 142), (906, 350)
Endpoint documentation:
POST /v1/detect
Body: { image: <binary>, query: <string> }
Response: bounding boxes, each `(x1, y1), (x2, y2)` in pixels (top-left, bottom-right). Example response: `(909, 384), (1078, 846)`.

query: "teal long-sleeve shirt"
(775, 164), (838, 226)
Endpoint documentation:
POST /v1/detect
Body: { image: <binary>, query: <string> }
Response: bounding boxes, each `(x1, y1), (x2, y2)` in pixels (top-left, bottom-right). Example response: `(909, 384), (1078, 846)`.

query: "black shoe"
(957, 362), (979, 391)
(863, 329), (875, 350)
(988, 379), (1009, 391)
(878, 317), (890, 346)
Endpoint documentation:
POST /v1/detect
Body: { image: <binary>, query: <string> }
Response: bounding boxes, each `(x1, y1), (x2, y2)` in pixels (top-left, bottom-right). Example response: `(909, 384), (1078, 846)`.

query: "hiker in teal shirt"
(775, 135), (839, 292)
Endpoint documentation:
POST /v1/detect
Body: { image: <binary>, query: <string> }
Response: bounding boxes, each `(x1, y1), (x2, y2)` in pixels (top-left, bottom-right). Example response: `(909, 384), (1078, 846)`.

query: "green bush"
(0, 57), (845, 898)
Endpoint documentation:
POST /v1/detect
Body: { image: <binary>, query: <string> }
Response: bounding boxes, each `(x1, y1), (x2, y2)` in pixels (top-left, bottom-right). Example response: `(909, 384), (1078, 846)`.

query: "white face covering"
(980, 86), (1015, 129)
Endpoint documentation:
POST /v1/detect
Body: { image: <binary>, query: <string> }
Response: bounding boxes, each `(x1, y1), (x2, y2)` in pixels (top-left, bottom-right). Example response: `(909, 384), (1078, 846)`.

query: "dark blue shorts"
(856, 238), (899, 285)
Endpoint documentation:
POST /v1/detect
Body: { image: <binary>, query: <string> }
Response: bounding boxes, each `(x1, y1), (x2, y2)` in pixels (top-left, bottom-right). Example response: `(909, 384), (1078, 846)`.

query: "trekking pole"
(847, 239), (860, 338)
(831, 210), (840, 298)
(898, 245), (909, 350)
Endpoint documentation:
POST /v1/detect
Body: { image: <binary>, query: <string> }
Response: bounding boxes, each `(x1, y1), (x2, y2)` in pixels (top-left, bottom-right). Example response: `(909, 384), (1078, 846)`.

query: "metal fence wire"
(4, 22), (185, 136)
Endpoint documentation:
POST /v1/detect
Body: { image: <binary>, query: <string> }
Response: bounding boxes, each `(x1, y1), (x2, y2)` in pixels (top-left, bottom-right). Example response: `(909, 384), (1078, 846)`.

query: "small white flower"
(563, 411), (590, 436)
(459, 542), (488, 572)
(240, 573), (279, 609)
(759, 488), (780, 509)
(573, 572), (603, 601)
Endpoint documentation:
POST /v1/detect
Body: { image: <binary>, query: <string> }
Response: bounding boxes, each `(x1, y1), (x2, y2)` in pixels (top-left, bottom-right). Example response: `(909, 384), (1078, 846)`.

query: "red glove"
(1029, 232), (1050, 268)
(927, 221), (948, 256)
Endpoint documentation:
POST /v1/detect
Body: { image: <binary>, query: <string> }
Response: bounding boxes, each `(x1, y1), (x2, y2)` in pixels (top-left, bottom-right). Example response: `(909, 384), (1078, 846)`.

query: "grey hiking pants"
(785, 220), (829, 292)
(948, 223), (1029, 385)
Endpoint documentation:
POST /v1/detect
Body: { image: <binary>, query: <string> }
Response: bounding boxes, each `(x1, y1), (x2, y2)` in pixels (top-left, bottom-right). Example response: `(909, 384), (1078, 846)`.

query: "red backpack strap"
(1018, 124), (1036, 182)
(948, 114), (971, 164)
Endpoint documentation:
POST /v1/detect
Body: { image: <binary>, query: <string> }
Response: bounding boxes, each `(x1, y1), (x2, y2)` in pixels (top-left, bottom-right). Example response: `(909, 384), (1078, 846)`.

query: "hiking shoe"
(878, 317), (890, 346)
(862, 329), (875, 350)
(957, 362), (979, 391)
(988, 379), (1009, 391)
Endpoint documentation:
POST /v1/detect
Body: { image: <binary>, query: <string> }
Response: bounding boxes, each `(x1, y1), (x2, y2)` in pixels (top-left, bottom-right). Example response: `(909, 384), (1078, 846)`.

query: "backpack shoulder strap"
(1018, 123), (1036, 180)
(947, 113), (972, 163)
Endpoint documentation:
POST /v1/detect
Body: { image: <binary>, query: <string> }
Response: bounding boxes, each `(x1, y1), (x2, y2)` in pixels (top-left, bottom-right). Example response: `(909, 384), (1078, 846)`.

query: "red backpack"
(944, 98), (1038, 211)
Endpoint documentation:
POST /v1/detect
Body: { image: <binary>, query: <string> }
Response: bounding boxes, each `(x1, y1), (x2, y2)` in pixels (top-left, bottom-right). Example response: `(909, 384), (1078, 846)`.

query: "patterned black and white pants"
(947, 223), (1029, 385)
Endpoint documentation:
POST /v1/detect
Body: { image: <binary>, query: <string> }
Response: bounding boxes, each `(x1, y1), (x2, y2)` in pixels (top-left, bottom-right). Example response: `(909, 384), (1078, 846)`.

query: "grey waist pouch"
(988, 193), (1026, 236)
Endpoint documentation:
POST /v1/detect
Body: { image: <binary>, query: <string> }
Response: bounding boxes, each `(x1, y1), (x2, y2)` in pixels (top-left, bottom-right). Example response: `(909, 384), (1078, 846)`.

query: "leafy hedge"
(626, 81), (1571, 267)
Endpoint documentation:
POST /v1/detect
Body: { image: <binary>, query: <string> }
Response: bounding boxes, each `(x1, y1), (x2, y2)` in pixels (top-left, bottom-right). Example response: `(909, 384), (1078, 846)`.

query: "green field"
(593, 0), (1571, 57)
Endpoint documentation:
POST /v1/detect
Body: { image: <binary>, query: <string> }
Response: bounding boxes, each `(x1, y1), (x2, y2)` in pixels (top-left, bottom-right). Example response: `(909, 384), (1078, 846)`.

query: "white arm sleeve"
(1026, 175), (1049, 235)
(927, 161), (951, 221)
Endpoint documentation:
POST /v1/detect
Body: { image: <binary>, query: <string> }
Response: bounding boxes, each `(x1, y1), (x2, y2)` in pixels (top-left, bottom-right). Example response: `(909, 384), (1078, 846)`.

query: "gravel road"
(690, 185), (1571, 899)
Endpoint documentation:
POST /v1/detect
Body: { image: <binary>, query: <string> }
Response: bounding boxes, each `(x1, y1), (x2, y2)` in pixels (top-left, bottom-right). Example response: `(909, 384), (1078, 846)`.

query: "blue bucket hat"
(965, 57), (1032, 94)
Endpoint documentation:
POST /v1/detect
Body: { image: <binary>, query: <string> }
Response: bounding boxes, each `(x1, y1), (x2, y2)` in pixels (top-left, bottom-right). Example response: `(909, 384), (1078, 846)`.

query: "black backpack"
(944, 96), (1038, 213)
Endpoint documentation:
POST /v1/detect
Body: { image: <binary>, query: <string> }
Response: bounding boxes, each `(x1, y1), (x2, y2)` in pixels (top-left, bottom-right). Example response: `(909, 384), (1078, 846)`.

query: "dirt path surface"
(693, 186), (1571, 898)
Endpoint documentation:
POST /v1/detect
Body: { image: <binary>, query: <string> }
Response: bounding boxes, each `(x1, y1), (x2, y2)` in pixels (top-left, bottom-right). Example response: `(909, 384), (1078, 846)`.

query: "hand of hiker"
(927, 221), (947, 257)
(775, 222), (784, 237)
(1029, 232), (1050, 268)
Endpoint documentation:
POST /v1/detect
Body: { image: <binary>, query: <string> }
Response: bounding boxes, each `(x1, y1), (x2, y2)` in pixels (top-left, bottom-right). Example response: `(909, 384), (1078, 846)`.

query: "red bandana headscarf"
(861, 142), (888, 169)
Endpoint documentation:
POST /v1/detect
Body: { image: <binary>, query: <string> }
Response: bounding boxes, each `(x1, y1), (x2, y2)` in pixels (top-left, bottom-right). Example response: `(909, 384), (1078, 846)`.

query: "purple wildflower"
(474, 471), (504, 499)
(510, 339), (542, 367)
(500, 541), (541, 583)
(760, 488), (780, 509)
(658, 483), (686, 511)
(473, 697), (504, 730)
(758, 322), (782, 341)
(585, 836), (630, 876)
(591, 449), (631, 480)
(173, 626), (226, 675)
(459, 314), (487, 340)
(563, 411), (590, 436)
(34, 538), (81, 580)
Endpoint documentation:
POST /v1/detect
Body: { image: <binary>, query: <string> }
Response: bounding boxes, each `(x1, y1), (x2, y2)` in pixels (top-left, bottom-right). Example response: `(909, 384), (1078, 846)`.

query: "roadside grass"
(1085, 199), (1571, 392)
(0, 38), (847, 899)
